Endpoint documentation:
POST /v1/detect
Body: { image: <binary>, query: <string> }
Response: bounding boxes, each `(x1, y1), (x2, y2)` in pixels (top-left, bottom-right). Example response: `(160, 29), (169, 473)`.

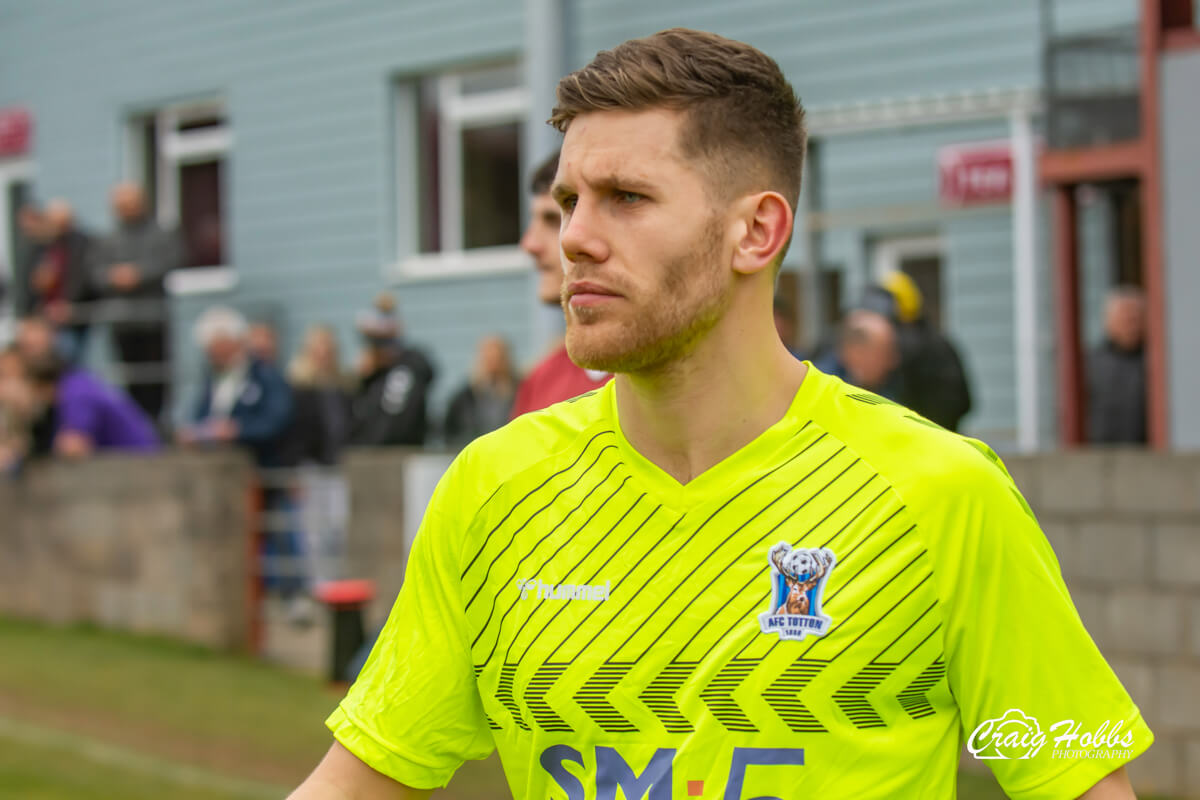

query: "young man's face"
(520, 193), (564, 306)
(554, 108), (734, 373)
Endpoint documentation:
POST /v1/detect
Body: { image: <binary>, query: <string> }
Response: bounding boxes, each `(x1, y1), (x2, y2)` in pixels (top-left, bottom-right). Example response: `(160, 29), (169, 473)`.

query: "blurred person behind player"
(815, 308), (901, 397)
(287, 324), (354, 586)
(444, 334), (520, 448)
(509, 152), (610, 417)
(1087, 286), (1147, 444)
(347, 292), (435, 447)
(0, 345), (34, 473)
(24, 351), (159, 459)
(90, 182), (184, 422)
(20, 199), (97, 362)
(861, 270), (972, 432)
(292, 28), (1147, 800)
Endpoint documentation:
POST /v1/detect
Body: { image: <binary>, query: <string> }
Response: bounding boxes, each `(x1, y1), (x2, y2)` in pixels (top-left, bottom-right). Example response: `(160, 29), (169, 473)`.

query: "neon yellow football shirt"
(328, 366), (1152, 799)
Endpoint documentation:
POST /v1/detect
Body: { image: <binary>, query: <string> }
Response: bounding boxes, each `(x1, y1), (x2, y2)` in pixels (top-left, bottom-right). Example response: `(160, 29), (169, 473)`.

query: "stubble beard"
(564, 219), (732, 374)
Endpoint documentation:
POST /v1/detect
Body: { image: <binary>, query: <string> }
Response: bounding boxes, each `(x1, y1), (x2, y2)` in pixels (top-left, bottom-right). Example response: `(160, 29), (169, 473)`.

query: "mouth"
(566, 280), (622, 308)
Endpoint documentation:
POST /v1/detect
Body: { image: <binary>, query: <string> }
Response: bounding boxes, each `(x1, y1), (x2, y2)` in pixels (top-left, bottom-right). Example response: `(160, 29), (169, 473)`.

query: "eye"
(616, 190), (643, 204)
(559, 194), (578, 212)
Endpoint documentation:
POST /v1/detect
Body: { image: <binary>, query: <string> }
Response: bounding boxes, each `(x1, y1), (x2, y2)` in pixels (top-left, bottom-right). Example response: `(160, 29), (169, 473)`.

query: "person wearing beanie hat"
(346, 293), (435, 447)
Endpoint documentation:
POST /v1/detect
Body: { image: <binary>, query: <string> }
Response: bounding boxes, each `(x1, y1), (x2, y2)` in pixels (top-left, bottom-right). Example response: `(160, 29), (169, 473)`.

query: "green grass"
(0, 616), (1162, 800)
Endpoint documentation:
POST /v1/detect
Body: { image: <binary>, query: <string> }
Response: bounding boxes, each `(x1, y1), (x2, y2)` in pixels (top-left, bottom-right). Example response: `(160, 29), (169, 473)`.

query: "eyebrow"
(551, 174), (657, 204)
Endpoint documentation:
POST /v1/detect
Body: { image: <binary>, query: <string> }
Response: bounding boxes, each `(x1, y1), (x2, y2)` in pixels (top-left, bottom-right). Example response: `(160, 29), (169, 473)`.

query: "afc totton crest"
(758, 542), (837, 641)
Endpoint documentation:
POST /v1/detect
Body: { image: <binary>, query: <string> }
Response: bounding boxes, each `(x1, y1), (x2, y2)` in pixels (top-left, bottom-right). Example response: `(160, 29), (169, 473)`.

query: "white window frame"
(126, 99), (237, 297)
(393, 68), (529, 282)
(871, 235), (944, 281)
(0, 157), (35, 284)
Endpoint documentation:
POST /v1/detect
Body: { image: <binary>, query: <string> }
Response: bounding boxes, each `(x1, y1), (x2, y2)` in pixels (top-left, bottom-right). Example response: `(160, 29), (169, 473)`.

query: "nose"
(519, 218), (541, 258)
(559, 198), (609, 267)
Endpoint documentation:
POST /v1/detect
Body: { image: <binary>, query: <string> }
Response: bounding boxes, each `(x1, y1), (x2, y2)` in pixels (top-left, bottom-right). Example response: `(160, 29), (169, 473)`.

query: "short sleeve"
(327, 452), (494, 789)
(916, 442), (1153, 800)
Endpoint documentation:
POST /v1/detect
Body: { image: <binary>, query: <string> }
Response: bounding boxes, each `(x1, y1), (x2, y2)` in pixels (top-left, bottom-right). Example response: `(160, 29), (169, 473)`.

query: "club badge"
(758, 542), (837, 641)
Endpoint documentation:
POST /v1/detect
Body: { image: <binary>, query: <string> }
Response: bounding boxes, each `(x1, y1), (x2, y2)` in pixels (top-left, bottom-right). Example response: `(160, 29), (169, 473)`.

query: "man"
(1087, 286), (1146, 444)
(90, 182), (184, 422)
(181, 305), (304, 613)
(816, 308), (900, 396)
(347, 293), (435, 447)
(179, 305), (293, 467)
(510, 152), (610, 417)
(292, 29), (1149, 800)
(862, 271), (973, 432)
(22, 200), (96, 362)
(24, 351), (159, 459)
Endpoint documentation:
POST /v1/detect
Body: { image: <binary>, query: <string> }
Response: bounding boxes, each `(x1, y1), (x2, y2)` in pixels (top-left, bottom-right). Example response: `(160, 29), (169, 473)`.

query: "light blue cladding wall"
(0, 0), (533, 424)
(575, 0), (1136, 105)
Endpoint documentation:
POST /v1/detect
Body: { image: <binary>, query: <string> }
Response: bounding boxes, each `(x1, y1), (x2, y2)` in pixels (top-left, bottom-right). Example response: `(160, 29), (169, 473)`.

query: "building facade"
(0, 0), (1194, 450)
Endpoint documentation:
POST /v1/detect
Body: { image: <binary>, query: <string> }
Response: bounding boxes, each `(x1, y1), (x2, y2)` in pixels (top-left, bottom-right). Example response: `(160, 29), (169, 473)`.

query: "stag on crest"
(769, 543), (835, 616)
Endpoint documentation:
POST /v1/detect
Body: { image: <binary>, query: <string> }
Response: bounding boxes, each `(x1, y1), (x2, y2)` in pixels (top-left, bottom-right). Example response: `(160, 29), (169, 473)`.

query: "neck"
(613, 295), (807, 484)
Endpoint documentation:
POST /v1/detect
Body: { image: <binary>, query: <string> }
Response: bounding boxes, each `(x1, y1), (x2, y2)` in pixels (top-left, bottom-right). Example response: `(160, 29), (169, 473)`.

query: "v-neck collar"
(605, 364), (824, 509)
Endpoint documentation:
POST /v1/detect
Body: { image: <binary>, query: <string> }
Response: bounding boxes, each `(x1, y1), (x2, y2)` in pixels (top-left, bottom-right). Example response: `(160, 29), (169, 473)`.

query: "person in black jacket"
(444, 335), (519, 448)
(1087, 286), (1147, 445)
(18, 201), (97, 363)
(861, 271), (973, 432)
(347, 293), (435, 447)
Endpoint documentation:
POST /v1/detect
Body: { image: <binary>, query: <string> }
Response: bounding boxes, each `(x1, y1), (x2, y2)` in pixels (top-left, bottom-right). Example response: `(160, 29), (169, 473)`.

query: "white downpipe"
(1010, 107), (1039, 452)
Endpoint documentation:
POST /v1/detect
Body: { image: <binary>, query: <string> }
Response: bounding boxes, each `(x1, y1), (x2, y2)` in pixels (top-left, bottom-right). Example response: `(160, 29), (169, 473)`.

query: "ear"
(730, 191), (794, 276)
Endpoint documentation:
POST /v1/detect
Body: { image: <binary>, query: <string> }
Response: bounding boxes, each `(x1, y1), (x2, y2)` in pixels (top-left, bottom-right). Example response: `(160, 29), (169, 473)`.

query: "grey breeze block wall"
(1004, 451), (1200, 798)
(0, 450), (254, 649)
(1, 448), (1199, 795)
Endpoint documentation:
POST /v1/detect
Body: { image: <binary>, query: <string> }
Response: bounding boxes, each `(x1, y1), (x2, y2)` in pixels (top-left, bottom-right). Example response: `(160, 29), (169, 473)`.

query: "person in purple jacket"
(26, 354), (159, 459)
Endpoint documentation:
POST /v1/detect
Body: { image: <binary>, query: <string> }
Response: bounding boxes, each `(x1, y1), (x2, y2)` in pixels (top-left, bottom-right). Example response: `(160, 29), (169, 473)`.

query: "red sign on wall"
(938, 141), (1012, 207)
(0, 108), (32, 158)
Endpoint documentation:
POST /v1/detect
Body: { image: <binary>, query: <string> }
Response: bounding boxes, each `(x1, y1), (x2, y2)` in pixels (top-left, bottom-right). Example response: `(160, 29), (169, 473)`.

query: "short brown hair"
(550, 28), (806, 211)
(529, 151), (560, 195)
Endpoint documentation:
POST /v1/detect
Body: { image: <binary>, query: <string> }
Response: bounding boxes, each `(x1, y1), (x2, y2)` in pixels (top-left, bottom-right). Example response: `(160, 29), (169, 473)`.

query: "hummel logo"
(516, 578), (611, 601)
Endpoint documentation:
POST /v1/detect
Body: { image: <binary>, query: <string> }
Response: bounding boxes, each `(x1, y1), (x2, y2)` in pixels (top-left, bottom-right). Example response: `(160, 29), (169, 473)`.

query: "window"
(127, 100), (231, 271)
(399, 64), (529, 279)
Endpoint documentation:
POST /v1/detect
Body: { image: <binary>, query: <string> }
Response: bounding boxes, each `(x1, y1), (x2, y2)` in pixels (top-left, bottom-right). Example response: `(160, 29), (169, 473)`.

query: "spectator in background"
(0, 346), (34, 474)
(249, 320), (281, 366)
(862, 270), (972, 431)
(818, 309), (900, 396)
(181, 305), (303, 617)
(90, 182), (183, 423)
(1087, 286), (1147, 445)
(179, 306), (294, 467)
(22, 200), (96, 362)
(511, 152), (610, 417)
(287, 324), (353, 587)
(24, 352), (159, 459)
(347, 293), (435, 447)
(444, 335), (519, 448)
(14, 316), (62, 455)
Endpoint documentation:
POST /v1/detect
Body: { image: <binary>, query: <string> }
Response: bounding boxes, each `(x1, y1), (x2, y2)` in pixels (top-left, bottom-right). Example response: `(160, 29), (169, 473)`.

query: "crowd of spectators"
(0, 153), (1151, 618)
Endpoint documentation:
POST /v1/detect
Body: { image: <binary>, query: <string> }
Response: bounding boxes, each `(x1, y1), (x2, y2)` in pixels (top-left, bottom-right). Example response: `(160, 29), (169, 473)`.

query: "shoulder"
(807, 368), (1013, 505)
(452, 384), (611, 496)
